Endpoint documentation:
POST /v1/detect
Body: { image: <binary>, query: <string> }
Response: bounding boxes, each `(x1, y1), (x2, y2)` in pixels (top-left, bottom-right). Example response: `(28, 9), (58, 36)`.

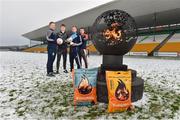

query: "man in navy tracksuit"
(68, 26), (82, 72)
(46, 22), (57, 76)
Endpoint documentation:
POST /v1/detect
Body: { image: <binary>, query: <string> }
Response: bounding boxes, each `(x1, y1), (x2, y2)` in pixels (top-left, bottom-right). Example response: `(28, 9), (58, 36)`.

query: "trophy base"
(96, 64), (144, 103)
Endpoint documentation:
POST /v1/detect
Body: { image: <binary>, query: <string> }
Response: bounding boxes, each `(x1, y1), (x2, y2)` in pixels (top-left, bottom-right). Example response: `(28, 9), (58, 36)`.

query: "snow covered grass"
(0, 51), (179, 119)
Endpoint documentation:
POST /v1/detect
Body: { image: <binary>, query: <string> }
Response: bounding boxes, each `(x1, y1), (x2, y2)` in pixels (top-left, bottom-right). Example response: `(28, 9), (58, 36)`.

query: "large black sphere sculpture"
(92, 10), (144, 103)
(92, 9), (138, 55)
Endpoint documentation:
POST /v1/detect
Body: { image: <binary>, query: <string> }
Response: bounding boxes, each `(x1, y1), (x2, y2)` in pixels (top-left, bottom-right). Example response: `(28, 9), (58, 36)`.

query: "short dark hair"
(80, 27), (85, 30)
(60, 24), (66, 27)
(72, 25), (77, 29)
(49, 21), (55, 26)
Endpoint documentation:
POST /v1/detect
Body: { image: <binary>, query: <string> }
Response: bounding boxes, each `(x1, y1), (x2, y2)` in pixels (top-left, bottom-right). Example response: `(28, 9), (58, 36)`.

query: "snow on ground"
(0, 51), (180, 120)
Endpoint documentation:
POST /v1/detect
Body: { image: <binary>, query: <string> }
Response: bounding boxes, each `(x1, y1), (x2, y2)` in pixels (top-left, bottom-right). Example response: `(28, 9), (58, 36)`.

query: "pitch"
(0, 51), (179, 119)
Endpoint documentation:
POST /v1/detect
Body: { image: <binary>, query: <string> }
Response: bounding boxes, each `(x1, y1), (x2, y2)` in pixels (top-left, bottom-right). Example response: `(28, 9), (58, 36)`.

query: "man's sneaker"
(54, 71), (59, 74)
(52, 71), (57, 74)
(63, 69), (68, 73)
(46, 72), (55, 77)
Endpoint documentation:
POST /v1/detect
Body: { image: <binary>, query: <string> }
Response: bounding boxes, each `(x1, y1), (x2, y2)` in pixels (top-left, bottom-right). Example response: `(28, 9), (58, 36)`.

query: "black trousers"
(56, 48), (67, 71)
(79, 49), (88, 68)
(47, 46), (56, 74)
(69, 50), (81, 71)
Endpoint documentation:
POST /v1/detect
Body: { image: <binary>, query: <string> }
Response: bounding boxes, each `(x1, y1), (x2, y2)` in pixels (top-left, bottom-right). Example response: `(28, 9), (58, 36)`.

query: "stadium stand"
(159, 33), (180, 52)
(131, 34), (169, 53)
(23, 44), (47, 53)
(23, 34), (180, 56)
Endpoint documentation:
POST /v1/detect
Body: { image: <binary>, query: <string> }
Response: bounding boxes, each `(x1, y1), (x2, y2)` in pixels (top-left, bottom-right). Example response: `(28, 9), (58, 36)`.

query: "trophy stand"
(97, 55), (144, 103)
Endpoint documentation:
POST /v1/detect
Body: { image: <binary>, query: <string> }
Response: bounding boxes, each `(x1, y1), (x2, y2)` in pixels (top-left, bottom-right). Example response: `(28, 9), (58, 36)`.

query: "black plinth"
(96, 55), (144, 103)
(102, 55), (123, 66)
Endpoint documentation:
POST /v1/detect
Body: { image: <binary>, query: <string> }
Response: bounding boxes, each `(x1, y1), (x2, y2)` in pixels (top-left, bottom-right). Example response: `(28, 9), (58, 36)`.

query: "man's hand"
(70, 42), (78, 46)
(66, 37), (73, 43)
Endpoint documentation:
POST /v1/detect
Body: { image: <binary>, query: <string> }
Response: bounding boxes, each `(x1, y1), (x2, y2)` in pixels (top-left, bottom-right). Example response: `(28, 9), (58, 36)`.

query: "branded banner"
(106, 70), (132, 112)
(73, 68), (98, 106)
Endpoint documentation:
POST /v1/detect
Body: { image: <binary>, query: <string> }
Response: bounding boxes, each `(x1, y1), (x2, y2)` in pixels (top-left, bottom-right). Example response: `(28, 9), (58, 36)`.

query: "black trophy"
(92, 9), (144, 103)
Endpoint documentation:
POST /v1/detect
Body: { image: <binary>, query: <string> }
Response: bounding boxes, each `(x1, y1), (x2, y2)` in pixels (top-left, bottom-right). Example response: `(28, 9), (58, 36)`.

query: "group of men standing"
(46, 22), (88, 77)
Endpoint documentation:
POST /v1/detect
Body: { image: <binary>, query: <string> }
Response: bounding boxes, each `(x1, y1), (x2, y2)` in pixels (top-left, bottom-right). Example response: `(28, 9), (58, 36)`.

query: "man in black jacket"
(46, 22), (57, 77)
(56, 24), (68, 73)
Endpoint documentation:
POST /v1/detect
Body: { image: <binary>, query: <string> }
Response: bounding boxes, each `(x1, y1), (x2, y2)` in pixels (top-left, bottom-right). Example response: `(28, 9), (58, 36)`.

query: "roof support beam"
(148, 31), (176, 56)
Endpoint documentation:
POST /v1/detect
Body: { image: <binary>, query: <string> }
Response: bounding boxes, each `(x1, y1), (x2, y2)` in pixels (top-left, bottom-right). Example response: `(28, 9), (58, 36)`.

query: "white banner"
(153, 52), (178, 57)
(129, 52), (148, 56)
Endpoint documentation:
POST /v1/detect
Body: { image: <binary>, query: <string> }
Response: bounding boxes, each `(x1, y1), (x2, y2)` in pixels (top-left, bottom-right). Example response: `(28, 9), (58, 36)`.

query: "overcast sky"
(0, 0), (113, 46)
